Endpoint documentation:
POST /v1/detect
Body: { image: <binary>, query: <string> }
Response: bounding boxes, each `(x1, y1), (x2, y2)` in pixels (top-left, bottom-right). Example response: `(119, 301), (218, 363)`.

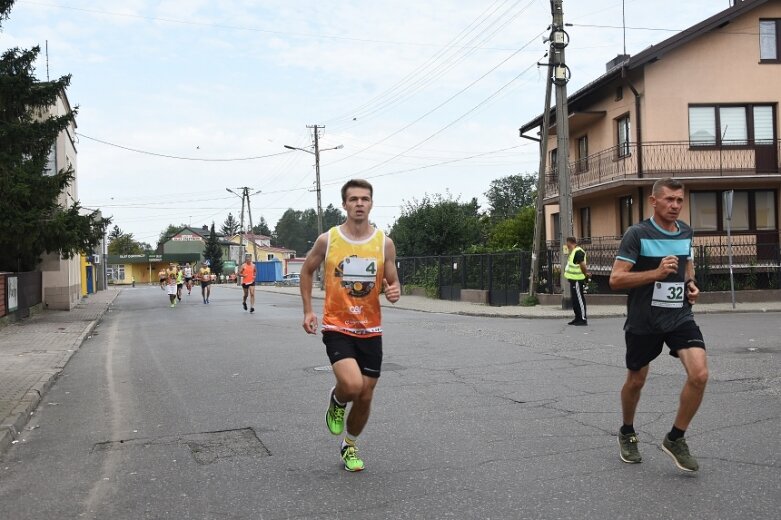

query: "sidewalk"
(0, 288), (120, 455)
(254, 284), (781, 318)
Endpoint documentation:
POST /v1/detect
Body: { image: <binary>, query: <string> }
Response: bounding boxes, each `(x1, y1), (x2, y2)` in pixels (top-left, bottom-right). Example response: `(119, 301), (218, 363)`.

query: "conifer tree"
(0, 1), (109, 271)
(202, 222), (224, 275)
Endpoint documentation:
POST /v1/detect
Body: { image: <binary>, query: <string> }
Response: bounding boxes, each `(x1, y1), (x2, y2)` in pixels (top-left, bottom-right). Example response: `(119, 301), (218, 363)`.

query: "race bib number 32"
(651, 282), (684, 308)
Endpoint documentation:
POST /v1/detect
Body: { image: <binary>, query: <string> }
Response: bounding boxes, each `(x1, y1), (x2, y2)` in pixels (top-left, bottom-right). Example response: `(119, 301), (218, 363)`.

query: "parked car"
(277, 273), (301, 286)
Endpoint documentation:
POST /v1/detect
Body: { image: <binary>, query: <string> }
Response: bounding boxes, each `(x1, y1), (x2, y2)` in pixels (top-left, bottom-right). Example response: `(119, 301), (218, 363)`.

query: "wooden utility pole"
(529, 48), (555, 298)
(308, 124), (325, 288)
(551, 0), (574, 309)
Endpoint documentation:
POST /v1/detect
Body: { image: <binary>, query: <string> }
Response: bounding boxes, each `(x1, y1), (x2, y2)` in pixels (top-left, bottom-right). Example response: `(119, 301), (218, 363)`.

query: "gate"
(488, 252), (529, 306)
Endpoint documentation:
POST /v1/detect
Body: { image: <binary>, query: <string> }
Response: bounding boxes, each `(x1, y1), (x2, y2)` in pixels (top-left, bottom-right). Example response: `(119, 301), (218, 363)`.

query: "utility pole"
(309, 125), (325, 239)
(308, 124), (325, 288)
(243, 187), (258, 262)
(283, 127), (342, 290)
(551, 0), (574, 310)
(528, 47), (555, 299)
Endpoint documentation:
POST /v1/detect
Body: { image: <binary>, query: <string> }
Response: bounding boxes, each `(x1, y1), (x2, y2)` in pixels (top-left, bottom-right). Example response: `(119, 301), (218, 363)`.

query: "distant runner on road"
(198, 261), (212, 304)
(239, 254), (257, 313)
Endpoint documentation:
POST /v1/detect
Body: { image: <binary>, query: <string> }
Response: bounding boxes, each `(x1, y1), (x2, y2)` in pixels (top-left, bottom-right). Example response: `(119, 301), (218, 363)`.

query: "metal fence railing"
(398, 236), (781, 302)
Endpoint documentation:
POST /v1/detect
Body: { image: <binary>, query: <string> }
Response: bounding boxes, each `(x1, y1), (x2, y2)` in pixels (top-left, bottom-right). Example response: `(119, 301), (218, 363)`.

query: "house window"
(551, 212), (560, 243)
(688, 104), (776, 146)
(690, 192), (718, 231)
(723, 191), (749, 231)
(617, 115), (631, 157)
(755, 190), (777, 230)
(267, 254), (274, 261)
(691, 190), (778, 232)
(549, 148), (558, 181)
(116, 264), (126, 281)
(619, 196), (633, 234)
(577, 135), (589, 173)
(754, 105), (775, 144)
(579, 207), (591, 239)
(759, 19), (780, 62)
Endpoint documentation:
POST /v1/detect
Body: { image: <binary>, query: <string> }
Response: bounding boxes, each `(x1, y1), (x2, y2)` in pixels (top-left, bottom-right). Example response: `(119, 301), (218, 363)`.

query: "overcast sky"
(1, 0), (732, 246)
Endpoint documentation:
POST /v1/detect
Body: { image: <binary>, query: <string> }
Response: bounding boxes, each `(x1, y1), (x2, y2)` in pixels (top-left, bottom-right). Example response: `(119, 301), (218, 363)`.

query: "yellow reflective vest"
(564, 246), (586, 281)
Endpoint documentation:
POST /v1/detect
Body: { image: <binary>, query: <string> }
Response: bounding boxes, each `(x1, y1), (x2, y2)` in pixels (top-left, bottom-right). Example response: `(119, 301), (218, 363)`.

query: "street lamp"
(283, 141), (343, 288)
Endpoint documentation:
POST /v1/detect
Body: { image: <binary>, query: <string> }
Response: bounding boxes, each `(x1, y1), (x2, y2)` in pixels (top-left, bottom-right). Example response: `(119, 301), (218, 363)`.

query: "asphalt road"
(1, 285), (779, 519)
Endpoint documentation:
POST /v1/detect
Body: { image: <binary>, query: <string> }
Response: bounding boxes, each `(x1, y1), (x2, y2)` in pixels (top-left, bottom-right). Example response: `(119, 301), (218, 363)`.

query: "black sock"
(668, 426), (685, 441)
(620, 424), (635, 435)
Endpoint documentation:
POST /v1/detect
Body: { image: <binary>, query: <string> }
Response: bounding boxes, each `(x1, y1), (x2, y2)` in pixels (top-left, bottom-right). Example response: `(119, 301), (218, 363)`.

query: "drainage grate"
(92, 427), (270, 465)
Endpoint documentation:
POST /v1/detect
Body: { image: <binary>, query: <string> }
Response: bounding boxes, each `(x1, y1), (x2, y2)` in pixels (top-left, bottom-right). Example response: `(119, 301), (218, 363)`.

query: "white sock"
(341, 430), (357, 449)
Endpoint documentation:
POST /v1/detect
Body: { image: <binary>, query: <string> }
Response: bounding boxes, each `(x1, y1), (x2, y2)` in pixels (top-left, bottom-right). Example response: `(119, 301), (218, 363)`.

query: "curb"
(0, 290), (120, 457)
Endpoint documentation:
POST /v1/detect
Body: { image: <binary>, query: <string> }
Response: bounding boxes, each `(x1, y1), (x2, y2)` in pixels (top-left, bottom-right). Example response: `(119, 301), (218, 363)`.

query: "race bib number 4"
(342, 257), (377, 282)
(652, 282), (684, 308)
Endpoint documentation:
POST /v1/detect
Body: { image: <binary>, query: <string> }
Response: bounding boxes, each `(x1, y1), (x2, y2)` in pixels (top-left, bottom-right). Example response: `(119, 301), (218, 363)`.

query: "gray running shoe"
(618, 432), (642, 463)
(662, 435), (699, 472)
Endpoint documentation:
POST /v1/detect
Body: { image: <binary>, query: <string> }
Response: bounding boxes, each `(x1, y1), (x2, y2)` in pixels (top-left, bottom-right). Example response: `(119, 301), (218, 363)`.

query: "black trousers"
(569, 279), (587, 322)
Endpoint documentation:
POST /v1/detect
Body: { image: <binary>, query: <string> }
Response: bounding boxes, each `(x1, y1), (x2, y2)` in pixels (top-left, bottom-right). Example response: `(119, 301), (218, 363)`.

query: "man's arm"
(300, 233), (328, 333)
(609, 257), (679, 290)
(685, 258), (699, 304)
(382, 237), (401, 303)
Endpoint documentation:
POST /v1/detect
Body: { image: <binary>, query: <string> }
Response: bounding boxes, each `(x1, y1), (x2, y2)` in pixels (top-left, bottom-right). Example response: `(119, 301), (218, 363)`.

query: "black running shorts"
(323, 331), (383, 378)
(242, 283), (255, 288)
(625, 321), (705, 371)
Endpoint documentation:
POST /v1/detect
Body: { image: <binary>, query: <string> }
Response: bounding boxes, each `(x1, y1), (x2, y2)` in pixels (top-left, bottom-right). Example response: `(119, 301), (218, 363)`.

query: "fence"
(398, 237), (781, 304)
(397, 252), (532, 306)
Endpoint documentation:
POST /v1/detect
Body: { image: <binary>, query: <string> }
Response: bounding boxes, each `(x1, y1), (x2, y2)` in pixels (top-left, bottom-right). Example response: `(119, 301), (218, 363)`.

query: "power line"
(569, 22), (759, 35)
(21, 0), (520, 51)
(77, 133), (294, 162)
(324, 28), (545, 168)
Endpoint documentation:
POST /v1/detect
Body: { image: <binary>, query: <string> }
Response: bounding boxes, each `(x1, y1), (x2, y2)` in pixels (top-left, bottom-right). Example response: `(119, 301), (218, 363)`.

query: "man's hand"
(686, 280), (699, 305)
(656, 255), (679, 280)
(383, 279), (400, 304)
(302, 312), (319, 334)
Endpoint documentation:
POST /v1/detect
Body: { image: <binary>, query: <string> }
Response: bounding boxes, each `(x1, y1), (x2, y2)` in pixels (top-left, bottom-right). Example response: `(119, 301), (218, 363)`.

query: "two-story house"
(520, 0), (780, 282)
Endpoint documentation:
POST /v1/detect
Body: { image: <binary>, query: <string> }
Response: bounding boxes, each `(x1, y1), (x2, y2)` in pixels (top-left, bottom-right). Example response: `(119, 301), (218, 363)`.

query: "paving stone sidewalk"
(0, 288), (120, 455)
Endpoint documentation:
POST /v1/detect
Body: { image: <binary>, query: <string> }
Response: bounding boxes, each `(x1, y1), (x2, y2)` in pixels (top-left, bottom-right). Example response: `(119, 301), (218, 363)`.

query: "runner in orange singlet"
(239, 253), (257, 313)
(300, 179), (400, 472)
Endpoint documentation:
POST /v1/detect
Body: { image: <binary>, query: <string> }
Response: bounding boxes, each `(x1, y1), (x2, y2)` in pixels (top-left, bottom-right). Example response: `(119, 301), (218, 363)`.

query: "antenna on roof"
(45, 40), (50, 81)
(622, 0), (627, 56)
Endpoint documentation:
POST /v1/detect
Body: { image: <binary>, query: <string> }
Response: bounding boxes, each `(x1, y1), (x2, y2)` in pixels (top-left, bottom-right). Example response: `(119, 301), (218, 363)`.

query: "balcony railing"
(545, 140), (781, 198)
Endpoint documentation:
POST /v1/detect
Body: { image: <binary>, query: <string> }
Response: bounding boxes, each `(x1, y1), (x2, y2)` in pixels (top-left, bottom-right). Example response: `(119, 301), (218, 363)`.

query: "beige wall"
(643, 2), (781, 143)
(41, 91), (81, 310)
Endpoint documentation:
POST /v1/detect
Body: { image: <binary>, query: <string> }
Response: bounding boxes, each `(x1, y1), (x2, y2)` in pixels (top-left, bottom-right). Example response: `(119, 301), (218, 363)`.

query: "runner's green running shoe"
(662, 435), (699, 472)
(618, 432), (642, 463)
(341, 445), (365, 472)
(325, 387), (346, 436)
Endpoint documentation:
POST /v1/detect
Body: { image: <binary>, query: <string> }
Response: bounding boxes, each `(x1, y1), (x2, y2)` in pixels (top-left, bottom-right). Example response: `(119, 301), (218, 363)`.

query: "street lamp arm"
(283, 144), (314, 155)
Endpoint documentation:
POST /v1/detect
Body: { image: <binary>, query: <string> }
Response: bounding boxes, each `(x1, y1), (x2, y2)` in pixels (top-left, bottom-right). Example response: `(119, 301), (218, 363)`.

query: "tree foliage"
(272, 204), (344, 255)
(157, 223), (187, 248)
(108, 230), (144, 255)
(484, 174), (537, 221)
(487, 206), (536, 251)
(251, 216), (272, 237)
(389, 193), (483, 256)
(0, 8), (110, 271)
(220, 212), (240, 236)
(202, 222), (224, 275)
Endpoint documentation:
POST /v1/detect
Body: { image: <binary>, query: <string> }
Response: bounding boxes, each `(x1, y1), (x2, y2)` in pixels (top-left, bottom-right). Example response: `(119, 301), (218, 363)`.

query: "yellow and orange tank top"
(322, 226), (385, 337)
